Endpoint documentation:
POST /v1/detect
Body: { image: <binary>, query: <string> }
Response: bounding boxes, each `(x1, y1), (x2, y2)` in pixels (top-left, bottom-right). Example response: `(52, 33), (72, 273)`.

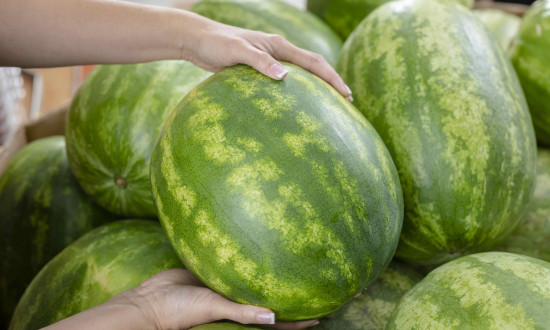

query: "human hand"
(181, 17), (353, 102)
(120, 268), (319, 330)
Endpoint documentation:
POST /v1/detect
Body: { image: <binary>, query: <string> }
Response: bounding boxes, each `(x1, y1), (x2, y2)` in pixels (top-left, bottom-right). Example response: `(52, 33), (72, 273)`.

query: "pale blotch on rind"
(392, 295), (459, 330)
(471, 253), (550, 297)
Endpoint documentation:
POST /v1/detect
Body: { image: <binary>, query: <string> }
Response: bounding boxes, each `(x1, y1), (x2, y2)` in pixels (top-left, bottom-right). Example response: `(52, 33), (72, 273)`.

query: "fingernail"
(312, 321), (320, 326)
(270, 63), (288, 79)
(344, 84), (352, 96)
(347, 94), (354, 102)
(257, 312), (275, 324)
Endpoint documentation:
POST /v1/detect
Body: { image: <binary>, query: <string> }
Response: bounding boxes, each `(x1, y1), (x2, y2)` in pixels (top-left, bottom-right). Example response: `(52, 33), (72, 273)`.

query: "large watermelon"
(337, 0), (537, 265)
(191, 0), (342, 65)
(306, 0), (474, 40)
(65, 61), (211, 218)
(9, 220), (183, 330)
(387, 252), (550, 328)
(511, 0), (550, 146)
(497, 148), (550, 262)
(0, 136), (116, 327)
(150, 64), (403, 320)
(314, 261), (422, 330)
(474, 9), (521, 52)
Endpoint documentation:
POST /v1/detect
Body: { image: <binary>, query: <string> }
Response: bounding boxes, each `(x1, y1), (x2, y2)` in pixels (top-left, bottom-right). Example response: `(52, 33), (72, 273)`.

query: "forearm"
(0, 0), (207, 67)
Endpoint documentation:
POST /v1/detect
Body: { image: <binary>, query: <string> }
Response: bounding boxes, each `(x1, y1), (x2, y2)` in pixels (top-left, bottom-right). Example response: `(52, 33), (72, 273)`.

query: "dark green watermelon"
(0, 136), (116, 327)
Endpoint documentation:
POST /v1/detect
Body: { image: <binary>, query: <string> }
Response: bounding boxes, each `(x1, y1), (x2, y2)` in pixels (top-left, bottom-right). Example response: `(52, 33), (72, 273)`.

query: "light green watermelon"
(387, 252), (550, 328)
(497, 148), (550, 262)
(474, 9), (521, 52)
(337, 0), (537, 265)
(511, 0), (550, 146)
(314, 261), (422, 330)
(65, 61), (211, 218)
(9, 220), (183, 330)
(150, 64), (403, 321)
(307, 0), (474, 40)
(191, 0), (342, 65)
(0, 136), (116, 327)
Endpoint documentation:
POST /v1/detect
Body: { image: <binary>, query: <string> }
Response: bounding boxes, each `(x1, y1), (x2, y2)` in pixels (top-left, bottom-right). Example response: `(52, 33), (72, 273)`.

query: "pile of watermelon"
(1, 0), (549, 328)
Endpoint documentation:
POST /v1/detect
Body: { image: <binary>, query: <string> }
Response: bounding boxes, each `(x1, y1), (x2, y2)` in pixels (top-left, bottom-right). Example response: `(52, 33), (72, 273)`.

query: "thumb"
(212, 298), (275, 325)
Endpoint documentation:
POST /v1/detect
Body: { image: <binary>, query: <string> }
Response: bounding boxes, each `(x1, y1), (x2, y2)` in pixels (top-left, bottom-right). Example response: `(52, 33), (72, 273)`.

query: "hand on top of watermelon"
(0, 0), (352, 102)
(43, 269), (319, 330)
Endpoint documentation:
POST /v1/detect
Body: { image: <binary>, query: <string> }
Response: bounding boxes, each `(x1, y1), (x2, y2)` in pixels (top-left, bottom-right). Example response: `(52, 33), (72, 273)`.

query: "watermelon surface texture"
(511, 0), (550, 146)
(0, 136), (116, 327)
(191, 0), (342, 65)
(306, 0), (474, 40)
(474, 9), (521, 52)
(9, 220), (182, 330)
(151, 64), (404, 321)
(497, 148), (550, 262)
(337, 0), (537, 265)
(387, 252), (550, 329)
(65, 61), (211, 218)
(314, 261), (422, 330)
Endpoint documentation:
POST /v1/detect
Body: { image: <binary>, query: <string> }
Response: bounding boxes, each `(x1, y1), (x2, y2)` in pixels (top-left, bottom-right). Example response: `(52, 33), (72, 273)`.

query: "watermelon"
(511, 0), (550, 146)
(0, 136), (116, 327)
(9, 220), (182, 330)
(191, 0), (342, 66)
(497, 148), (550, 262)
(65, 61), (211, 218)
(314, 261), (422, 330)
(150, 64), (403, 320)
(307, 0), (474, 40)
(337, 0), (537, 265)
(474, 9), (521, 52)
(387, 252), (550, 328)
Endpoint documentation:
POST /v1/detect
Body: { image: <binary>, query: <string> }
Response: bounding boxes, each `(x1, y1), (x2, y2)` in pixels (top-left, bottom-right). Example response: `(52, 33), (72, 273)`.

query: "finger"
(236, 45), (288, 80)
(211, 298), (276, 325)
(270, 319), (320, 330)
(142, 269), (206, 287)
(271, 42), (353, 101)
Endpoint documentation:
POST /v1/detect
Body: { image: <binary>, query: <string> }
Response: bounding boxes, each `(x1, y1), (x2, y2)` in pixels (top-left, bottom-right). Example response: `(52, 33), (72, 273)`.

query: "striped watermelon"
(387, 252), (550, 328)
(474, 9), (521, 52)
(0, 136), (116, 327)
(314, 261), (422, 330)
(191, 0), (342, 65)
(150, 64), (403, 320)
(9, 220), (182, 330)
(497, 148), (550, 262)
(306, 0), (474, 40)
(337, 0), (537, 265)
(511, 0), (550, 146)
(65, 61), (211, 218)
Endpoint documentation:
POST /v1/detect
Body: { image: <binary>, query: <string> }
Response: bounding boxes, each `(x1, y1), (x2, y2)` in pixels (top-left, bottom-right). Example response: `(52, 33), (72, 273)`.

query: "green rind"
(387, 252), (550, 329)
(191, 0), (342, 65)
(307, 0), (474, 40)
(0, 136), (116, 327)
(474, 9), (521, 52)
(314, 261), (422, 330)
(151, 64), (403, 320)
(497, 148), (550, 262)
(511, 0), (550, 146)
(65, 61), (211, 217)
(9, 220), (183, 330)
(337, 0), (537, 264)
